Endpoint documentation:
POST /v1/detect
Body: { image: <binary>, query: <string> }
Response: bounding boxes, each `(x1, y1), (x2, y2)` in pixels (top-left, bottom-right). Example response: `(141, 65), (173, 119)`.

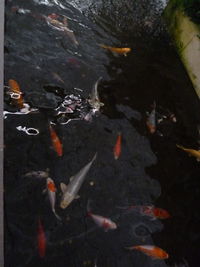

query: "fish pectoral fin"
(69, 176), (74, 182)
(75, 195), (80, 199)
(60, 182), (68, 193)
(196, 158), (200, 162)
(42, 188), (47, 194)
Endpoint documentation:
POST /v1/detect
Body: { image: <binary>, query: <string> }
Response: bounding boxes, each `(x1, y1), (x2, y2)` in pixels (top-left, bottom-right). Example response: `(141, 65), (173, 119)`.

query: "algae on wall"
(163, 0), (200, 98)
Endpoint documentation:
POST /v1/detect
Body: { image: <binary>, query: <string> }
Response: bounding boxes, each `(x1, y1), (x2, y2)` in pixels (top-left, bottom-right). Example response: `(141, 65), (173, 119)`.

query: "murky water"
(4, 0), (200, 266)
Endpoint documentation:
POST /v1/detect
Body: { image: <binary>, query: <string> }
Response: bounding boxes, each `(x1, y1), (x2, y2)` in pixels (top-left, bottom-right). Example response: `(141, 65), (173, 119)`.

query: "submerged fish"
(88, 77), (104, 112)
(176, 144), (200, 161)
(8, 79), (24, 109)
(60, 153), (97, 209)
(139, 206), (171, 220)
(113, 133), (122, 160)
(46, 178), (61, 220)
(49, 125), (63, 157)
(88, 212), (117, 232)
(126, 245), (169, 260)
(44, 15), (78, 45)
(37, 219), (46, 258)
(118, 205), (170, 220)
(24, 170), (49, 178)
(146, 101), (156, 134)
(100, 44), (131, 56)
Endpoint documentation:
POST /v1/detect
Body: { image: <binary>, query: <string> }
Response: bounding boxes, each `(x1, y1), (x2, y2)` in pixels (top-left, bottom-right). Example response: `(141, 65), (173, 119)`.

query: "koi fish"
(118, 205), (170, 220)
(49, 125), (63, 157)
(24, 170), (49, 178)
(88, 212), (117, 232)
(113, 133), (122, 160)
(146, 101), (156, 134)
(88, 77), (104, 112)
(46, 178), (61, 220)
(100, 44), (131, 56)
(8, 79), (24, 109)
(176, 144), (200, 161)
(126, 245), (169, 260)
(140, 206), (171, 220)
(44, 16), (78, 45)
(37, 219), (46, 258)
(60, 153), (97, 209)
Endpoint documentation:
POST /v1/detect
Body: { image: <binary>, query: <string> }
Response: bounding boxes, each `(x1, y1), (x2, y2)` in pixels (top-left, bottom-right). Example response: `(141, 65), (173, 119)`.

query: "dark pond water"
(4, 0), (200, 266)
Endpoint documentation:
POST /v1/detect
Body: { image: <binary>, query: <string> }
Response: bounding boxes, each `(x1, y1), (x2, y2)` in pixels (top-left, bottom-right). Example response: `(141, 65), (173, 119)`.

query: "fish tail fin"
(86, 199), (93, 215)
(99, 44), (108, 49)
(53, 211), (62, 221)
(176, 144), (184, 150)
(92, 152), (98, 162)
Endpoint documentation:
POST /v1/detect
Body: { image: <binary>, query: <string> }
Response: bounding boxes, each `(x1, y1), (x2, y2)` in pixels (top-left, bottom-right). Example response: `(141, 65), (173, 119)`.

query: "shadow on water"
(4, 0), (200, 266)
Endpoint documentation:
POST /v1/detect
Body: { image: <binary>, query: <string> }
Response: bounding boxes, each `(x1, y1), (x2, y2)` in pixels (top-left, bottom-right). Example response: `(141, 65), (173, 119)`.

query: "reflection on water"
(4, 0), (200, 266)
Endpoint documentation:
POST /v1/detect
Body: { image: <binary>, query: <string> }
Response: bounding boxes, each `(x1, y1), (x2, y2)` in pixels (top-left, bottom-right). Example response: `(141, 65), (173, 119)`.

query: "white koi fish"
(46, 178), (61, 220)
(88, 78), (104, 112)
(60, 153), (97, 209)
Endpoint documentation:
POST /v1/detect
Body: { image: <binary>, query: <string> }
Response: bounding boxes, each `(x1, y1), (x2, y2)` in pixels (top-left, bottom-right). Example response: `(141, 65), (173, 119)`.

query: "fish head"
(60, 192), (74, 209)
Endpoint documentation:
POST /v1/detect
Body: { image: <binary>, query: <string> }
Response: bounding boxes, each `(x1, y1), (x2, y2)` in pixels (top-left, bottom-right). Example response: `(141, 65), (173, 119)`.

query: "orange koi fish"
(8, 79), (24, 109)
(176, 144), (200, 161)
(146, 101), (156, 134)
(49, 125), (63, 157)
(100, 44), (131, 56)
(126, 245), (169, 260)
(113, 133), (122, 160)
(37, 219), (46, 258)
(46, 178), (61, 220)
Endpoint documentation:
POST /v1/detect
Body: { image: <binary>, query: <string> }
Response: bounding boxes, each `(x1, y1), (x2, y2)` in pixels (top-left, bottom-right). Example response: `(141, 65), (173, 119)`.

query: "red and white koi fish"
(49, 125), (63, 157)
(46, 178), (61, 220)
(118, 205), (170, 220)
(87, 201), (117, 232)
(88, 211), (117, 232)
(113, 132), (122, 160)
(126, 245), (169, 260)
(37, 219), (46, 258)
(146, 101), (156, 134)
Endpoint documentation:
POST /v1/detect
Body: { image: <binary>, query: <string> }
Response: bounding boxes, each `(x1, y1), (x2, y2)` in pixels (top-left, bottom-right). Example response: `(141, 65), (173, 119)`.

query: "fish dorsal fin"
(60, 182), (68, 193)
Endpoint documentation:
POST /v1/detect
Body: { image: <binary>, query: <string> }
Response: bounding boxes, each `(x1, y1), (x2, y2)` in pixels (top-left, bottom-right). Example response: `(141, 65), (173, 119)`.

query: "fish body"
(119, 205), (170, 220)
(100, 44), (131, 56)
(37, 219), (46, 258)
(127, 245), (169, 260)
(60, 153), (97, 209)
(8, 79), (24, 109)
(49, 125), (63, 157)
(88, 77), (104, 111)
(176, 144), (200, 161)
(140, 206), (170, 220)
(47, 178), (61, 220)
(146, 102), (156, 134)
(44, 16), (78, 45)
(24, 170), (49, 178)
(88, 212), (117, 231)
(113, 133), (122, 160)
